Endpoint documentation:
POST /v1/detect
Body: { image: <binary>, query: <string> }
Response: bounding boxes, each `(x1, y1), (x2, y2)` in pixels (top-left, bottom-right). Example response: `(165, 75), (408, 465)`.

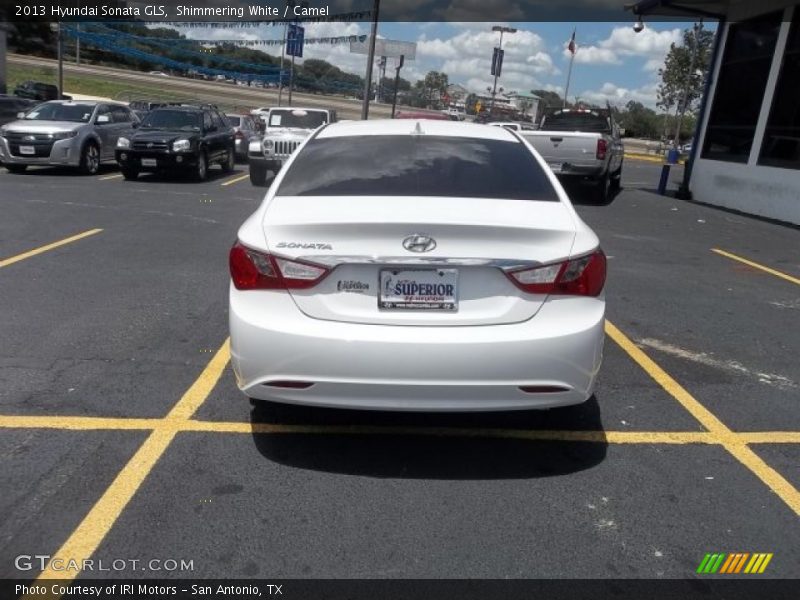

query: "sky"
(180, 20), (714, 108)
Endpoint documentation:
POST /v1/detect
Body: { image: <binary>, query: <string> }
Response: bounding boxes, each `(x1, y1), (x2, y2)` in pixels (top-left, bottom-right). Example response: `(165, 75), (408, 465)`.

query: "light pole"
(489, 25), (516, 118)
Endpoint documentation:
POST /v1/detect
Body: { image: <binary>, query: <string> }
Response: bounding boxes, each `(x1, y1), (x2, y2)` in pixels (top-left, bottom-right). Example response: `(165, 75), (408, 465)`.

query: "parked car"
(0, 100), (137, 174)
(13, 81), (70, 101)
(443, 106), (466, 121)
(229, 119), (606, 411)
(225, 113), (260, 162)
(248, 107), (336, 186)
(116, 104), (235, 181)
(148, 71), (170, 77)
(0, 95), (38, 126)
(521, 108), (624, 203)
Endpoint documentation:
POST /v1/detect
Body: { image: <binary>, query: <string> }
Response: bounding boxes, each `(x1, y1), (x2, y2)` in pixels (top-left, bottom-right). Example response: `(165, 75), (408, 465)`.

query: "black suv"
(115, 105), (235, 181)
(14, 81), (69, 101)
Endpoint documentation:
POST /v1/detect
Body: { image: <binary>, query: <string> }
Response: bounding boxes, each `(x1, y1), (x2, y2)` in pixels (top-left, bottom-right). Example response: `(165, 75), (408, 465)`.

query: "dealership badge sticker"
(696, 553), (773, 574)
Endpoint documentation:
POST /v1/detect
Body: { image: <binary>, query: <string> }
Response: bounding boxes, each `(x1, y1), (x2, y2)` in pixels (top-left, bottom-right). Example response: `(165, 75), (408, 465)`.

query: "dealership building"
(634, 0), (800, 225)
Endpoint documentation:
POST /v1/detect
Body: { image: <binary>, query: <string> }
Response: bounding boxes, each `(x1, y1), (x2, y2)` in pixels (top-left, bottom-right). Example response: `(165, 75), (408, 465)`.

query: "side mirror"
(131, 122), (140, 129)
(17, 112), (25, 119)
(96, 115), (111, 124)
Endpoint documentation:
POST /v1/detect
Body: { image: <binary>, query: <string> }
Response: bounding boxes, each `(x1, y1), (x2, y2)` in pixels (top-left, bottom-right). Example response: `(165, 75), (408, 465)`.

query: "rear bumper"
(230, 288), (605, 412)
(554, 164), (605, 180)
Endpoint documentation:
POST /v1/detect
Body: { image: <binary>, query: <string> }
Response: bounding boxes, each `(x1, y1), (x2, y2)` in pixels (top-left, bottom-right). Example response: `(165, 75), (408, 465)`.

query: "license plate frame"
(141, 158), (157, 167)
(379, 268), (458, 311)
(19, 145), (35, 155)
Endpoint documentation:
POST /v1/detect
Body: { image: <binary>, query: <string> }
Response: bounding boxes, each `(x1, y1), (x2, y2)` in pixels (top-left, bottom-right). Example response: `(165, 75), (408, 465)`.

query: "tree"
(657, 24), (715, 143)
(416, 71), (449, 108)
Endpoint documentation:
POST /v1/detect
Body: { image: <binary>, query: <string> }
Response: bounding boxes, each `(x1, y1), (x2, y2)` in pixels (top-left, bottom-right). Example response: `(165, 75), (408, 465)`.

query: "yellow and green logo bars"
(697, 553), (773, 574)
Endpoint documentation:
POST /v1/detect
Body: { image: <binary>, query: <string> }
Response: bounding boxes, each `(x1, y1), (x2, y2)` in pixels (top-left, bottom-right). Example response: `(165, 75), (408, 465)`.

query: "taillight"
(235, 130), (245, 139)
(506, 249), (606, 297)
(229, 241), (329, 290)
(596, 139), (608, 160)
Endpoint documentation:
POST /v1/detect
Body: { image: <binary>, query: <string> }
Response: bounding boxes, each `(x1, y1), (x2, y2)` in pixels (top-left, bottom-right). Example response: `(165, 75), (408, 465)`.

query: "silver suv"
(0, 100), (137, 174)
(248, 107), (336, 186)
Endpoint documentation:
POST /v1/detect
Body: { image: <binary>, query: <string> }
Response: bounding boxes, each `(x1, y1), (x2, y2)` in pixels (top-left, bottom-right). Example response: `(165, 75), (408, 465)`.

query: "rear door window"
(277, 135), (559, 201)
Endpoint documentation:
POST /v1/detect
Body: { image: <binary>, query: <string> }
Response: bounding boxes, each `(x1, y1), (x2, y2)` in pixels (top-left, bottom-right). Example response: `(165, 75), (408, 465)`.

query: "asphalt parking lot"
(1, 158), (798, 589)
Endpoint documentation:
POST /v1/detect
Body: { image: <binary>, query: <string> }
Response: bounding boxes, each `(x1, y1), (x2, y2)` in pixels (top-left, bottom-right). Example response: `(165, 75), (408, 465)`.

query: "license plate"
(141, 158), (157, 167)
(548, 162), (562, 173)
(19, 145), (35, 155)
(379, 269), (458, 310)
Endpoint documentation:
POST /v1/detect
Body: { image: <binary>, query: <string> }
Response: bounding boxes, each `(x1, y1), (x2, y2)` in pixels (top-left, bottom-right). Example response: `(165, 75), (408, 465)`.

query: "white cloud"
(578, 82), (660, 108)
(417, 26), (559, 94)
(567, 26), (680, 67)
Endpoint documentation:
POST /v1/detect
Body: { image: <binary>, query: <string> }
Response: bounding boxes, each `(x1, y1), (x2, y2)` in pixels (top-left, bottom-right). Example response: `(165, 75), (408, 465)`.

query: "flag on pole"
(567, 29), (577, 55)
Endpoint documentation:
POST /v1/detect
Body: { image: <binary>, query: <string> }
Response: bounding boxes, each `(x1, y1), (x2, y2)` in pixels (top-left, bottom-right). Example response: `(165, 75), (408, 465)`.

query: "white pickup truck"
(521, 108), (624, 203)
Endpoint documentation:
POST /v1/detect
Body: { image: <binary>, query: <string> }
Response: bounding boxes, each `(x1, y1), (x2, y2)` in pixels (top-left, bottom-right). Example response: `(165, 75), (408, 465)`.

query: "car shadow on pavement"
(562, 181), (622, 207)
(2, 164), (119, 177)
(249, 397), (608, 479)
(134, 167), (244, 184)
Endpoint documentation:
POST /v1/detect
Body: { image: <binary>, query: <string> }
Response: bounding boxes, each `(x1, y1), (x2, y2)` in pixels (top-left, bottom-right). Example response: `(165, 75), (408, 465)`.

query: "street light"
(489, 25), (516, 117)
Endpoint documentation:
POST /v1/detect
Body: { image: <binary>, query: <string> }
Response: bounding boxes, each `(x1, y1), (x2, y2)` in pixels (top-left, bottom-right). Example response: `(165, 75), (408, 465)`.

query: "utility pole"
(57, 22), (64, 99)
(361, 0), (380, 120)
(277, 1), (290, 106)
(674, 20), (703, 149)
(489, 25), (515, 118)
(0, 23), (7, 95)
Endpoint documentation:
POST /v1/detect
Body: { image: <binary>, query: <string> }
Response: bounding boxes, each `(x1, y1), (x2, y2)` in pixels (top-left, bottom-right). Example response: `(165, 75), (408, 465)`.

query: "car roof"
(45, 100), (101, 106)
(269, 107), (329, 112)
(317, 119), (519, 141)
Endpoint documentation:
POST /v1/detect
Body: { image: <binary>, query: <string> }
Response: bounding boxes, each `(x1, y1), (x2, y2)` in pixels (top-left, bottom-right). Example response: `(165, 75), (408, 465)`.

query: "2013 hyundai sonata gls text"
(229, 119), (606, 411)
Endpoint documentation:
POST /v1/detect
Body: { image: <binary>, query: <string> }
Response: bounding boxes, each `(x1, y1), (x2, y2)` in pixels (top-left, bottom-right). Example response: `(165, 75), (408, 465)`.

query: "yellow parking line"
(712, 248), (800, 286)
(0, 415), (162, 431)
(739, 432), (800, 444)
(28, 339), (230, 591)
(0, 229), (103, 269)
(220, 172), (250, 186)
(98, 173), (123, 181)
(0, 413), (716, 445)
(606, 320), (800, 516)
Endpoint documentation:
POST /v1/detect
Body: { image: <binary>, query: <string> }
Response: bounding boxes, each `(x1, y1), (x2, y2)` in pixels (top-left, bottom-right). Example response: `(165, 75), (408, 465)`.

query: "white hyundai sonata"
(229, 119), (606, 411)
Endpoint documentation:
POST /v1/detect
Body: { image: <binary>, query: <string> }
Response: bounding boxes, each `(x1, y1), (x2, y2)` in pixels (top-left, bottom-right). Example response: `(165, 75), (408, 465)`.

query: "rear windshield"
(268, 109), (328, 129)
(140, 110), (202, 131)
(542, 112), (610, 133)
(277, 135), (559, 201)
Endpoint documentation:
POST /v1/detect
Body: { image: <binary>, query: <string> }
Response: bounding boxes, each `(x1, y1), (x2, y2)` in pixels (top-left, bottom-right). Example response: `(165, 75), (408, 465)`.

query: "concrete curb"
(624, 152), (686, 165)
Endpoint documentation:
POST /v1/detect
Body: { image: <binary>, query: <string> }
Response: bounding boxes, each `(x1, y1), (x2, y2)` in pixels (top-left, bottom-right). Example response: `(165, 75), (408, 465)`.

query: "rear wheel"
(610, 162), (623, 191)
(222, 146), (235, 173)
(5, 164), (27, 174)
(594, 172), (611, 204)
(249, 162), (268, 187)
(195, 150), (208, 181)
(121, 167), (139, 180)
(79, 142), (100, 175)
